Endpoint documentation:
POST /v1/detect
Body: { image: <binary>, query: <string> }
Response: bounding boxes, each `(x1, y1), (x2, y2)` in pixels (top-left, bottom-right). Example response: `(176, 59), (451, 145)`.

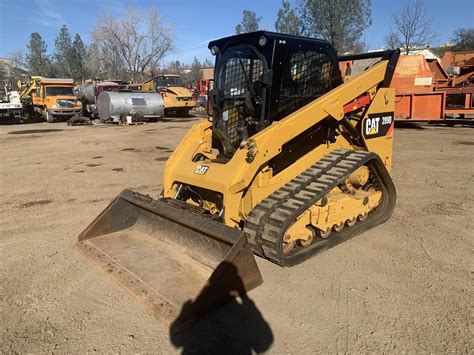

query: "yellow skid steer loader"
(76, 31), (400, 330)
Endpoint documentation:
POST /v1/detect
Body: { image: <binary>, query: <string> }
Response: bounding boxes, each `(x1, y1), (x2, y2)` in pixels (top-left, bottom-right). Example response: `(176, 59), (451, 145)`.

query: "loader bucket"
(75, 189), (263, 330)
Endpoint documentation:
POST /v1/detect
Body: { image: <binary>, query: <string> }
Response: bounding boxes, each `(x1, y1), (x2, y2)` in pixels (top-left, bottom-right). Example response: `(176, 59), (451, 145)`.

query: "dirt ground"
(0, 118), (472, 353)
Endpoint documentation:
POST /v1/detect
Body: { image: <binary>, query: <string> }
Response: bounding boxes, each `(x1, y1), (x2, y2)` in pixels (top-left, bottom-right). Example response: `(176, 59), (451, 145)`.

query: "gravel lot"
(0, 118), (472, 353)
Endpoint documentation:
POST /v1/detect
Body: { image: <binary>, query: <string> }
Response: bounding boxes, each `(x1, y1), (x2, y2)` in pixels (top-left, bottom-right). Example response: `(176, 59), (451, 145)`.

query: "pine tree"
(275, 0), (302, 35)
(190, 57), (203, 83)
(298, 0), (372, 53)
(235, 10), (261, 34)
(53, 25), (74, 77)
(166, 60), (183, 74)
(203, 58), (213, 68)
(70, 34), (87, 81)
(26, 33), (51, 76)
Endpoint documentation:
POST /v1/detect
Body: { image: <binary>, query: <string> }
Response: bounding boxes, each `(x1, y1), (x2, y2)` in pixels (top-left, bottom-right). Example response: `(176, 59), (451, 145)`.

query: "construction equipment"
(76, 31), (400, 329)
(18, 77), (82, 122)
(141, 74), (196, 116)
(342, 54), (474, 123)
(441, 49), (474, 81)
(0, 84), (22, 122)
(197, 78), (211, 97)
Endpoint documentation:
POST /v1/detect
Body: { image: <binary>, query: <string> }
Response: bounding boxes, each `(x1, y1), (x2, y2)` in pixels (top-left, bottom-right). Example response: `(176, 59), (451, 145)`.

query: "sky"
(0, 0), (473, 65)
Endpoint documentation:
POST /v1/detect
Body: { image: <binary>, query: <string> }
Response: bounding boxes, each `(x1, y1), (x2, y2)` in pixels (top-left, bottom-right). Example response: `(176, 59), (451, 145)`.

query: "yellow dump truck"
(141, 74), (196, 116)
(18, 76), (82, 122)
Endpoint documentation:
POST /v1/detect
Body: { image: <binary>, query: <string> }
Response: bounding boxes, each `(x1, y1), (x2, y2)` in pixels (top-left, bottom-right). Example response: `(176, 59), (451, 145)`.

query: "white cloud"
(34, 0), (65, 27)
(179, 39), (213, 53)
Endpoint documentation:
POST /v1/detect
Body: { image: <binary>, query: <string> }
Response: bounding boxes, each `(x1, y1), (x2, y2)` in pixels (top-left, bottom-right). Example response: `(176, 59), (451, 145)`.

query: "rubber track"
(244, 149), (396, 267)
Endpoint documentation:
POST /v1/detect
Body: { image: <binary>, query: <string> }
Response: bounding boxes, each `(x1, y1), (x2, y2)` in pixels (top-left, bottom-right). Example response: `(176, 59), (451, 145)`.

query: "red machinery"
(341, 52), (473, 123)
(392, 54), (473, 122)
(196, 79), (210, 97)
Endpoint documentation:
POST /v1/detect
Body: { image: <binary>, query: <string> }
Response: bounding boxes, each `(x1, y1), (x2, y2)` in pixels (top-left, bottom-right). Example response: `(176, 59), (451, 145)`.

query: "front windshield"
(156, 76), (184, 87)
(45, 86), (74, 96)
(220, 47), (264, 98)
(216, 46), (265, 148)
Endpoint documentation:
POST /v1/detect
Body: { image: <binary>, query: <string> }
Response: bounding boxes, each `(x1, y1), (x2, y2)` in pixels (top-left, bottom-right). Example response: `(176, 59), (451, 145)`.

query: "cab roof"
(208, 31), (334, 53)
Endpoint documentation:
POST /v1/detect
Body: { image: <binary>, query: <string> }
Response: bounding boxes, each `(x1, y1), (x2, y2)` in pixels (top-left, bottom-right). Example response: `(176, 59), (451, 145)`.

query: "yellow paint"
(162, 59), (395, 228)
(139, 75), (196, 113)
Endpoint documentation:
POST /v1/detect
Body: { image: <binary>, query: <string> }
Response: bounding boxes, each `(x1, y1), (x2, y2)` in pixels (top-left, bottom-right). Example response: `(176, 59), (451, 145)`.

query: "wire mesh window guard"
(221, 52), (263, 146)
(277, 51), (333, 119)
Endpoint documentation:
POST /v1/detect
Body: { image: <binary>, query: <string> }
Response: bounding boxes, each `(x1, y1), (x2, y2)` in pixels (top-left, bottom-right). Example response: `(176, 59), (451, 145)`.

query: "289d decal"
(363, 112), (394, 139)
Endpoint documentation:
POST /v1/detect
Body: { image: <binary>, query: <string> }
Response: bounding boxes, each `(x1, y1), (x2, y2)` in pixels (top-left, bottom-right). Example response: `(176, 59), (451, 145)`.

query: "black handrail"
(338, 49), (401, 88)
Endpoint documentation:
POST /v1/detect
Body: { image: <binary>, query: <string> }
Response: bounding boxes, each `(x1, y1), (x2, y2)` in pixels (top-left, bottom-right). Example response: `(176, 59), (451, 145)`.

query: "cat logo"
(365, 117), (380, 136)
(194, 165), (209, 175)
(363, 113), (393, 139)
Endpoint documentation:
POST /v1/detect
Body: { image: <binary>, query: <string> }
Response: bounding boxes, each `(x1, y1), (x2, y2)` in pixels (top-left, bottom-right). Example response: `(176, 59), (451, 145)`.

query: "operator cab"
(208, 31), (342, 156)
(155, 75), (185, 89)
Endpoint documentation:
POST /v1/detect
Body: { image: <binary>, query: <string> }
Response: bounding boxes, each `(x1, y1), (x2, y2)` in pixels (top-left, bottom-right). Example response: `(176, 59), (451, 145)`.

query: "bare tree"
(91, 7), (174, 82)
(7, 50), (27, 88)
(384, 31), (401, 49)
(385, 0), (436, 54)
(0, 61), (7, 84)
(452, 28), (474, 50)
(84, 43), (102, 79)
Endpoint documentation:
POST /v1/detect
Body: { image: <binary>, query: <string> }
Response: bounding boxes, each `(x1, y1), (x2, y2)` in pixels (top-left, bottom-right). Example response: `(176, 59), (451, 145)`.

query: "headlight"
(258, 36), (268, 47)
(210, 46), (219, 55)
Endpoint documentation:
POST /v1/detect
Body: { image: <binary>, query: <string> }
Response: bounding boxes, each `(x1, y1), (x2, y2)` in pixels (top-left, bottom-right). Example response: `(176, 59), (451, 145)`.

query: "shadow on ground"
(394, 121), (425, 129)
(0, 115), (43, 125)
(170, 262), (273, 355)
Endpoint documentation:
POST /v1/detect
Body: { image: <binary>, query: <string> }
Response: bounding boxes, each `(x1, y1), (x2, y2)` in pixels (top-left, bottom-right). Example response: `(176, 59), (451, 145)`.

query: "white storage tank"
(97, 91), (164, 122)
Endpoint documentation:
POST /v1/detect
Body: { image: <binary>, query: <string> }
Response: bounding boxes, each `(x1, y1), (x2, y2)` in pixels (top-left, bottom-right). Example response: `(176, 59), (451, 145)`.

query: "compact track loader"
(76, 31), (400, 329)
